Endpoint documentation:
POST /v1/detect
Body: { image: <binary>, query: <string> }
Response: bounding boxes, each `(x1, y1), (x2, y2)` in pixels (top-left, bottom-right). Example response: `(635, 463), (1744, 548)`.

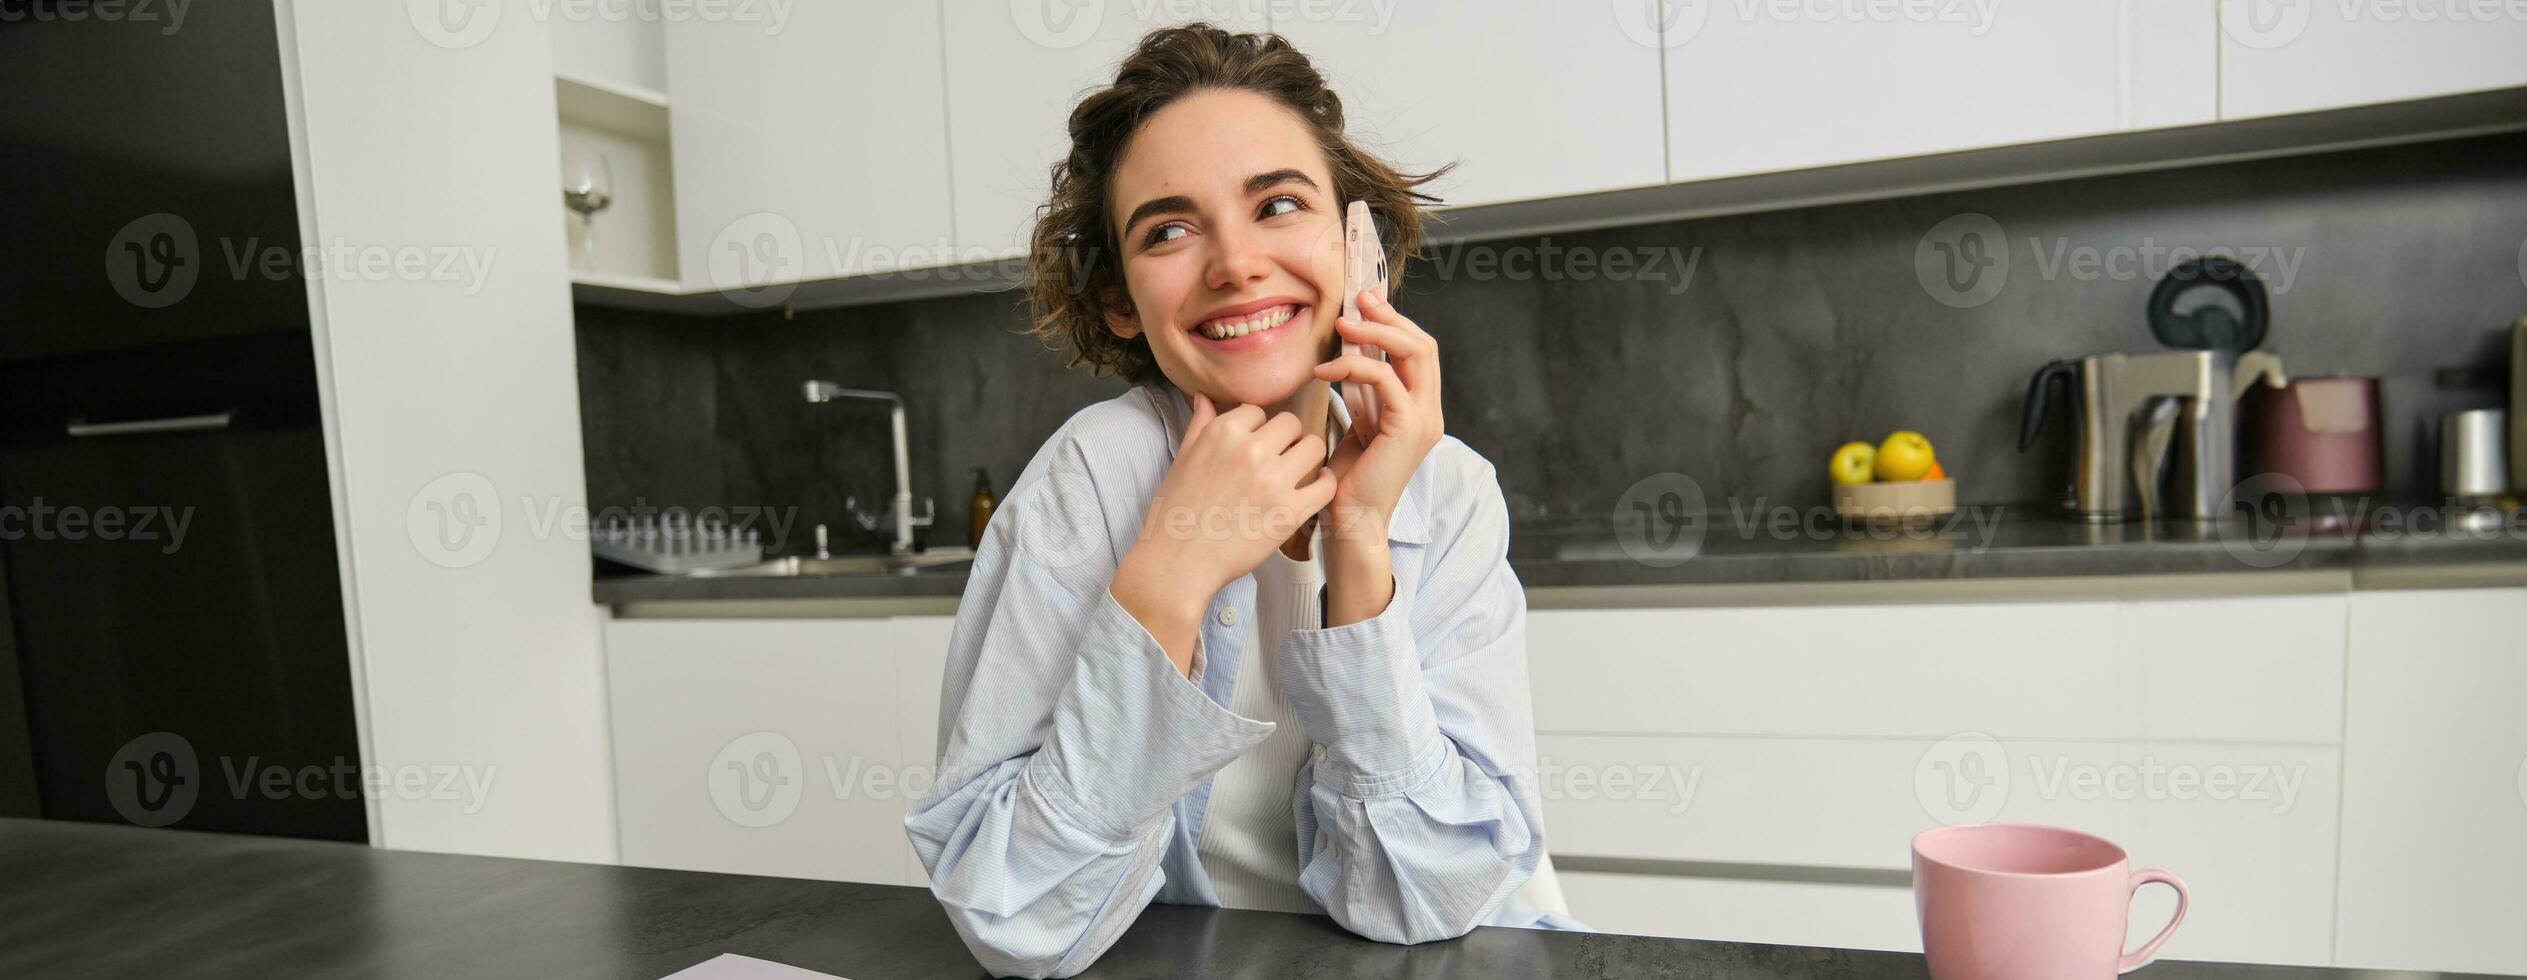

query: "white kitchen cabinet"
(2335, 588), (2527, 975)
(664, 3), (955, 289)
(606, 618), (918, 885)
(1272, 1), (1665, 207)
(942, 3), (1269, 261)
(1528, 593), (2348, 967)
(550, 10), (666, 95)
(1529, 601), (2127, 739)
(892, 614), (957, 887)
(285, 0), (617, 862)
(1536, 733), (2135, 871)
(1663, 1), (2218, 180)
(2219, 0), (2527, 120)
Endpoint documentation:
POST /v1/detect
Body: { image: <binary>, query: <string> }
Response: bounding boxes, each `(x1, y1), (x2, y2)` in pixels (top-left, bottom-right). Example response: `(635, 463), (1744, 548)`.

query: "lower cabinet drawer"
(1526, 595), (2347, 744)
(1557, 870), (1920, 952)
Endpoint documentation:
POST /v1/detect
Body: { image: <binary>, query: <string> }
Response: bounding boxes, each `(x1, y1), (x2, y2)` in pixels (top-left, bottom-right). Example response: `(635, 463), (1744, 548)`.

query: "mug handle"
(2117, 868), (2191, 974)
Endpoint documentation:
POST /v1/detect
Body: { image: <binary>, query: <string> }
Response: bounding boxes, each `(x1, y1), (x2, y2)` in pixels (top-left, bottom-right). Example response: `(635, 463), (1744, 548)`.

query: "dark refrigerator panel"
(0, 335), (364, 842)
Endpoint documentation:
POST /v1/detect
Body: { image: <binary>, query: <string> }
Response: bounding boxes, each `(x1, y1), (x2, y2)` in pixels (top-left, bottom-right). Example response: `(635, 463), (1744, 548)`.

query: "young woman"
(905, 24), (1575, 978)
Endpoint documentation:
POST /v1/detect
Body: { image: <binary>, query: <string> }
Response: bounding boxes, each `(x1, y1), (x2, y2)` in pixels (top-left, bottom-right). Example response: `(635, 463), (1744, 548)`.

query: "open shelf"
(555, 72), (667, 141)
(555, 70), (678, 287)
(569, 270), (682, 294)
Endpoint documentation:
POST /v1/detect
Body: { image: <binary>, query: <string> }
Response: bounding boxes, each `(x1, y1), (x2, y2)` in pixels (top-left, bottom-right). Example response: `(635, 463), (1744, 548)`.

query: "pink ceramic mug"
(1913, 823), (2189, 980)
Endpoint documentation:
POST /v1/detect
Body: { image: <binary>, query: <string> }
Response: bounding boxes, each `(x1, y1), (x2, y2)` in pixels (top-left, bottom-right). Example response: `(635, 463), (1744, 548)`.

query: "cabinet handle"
(65, 411), (235, 438)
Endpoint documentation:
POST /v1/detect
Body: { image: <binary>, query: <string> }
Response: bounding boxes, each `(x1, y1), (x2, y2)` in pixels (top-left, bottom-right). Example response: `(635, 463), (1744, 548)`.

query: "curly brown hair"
(1025, 22), (1448, 386)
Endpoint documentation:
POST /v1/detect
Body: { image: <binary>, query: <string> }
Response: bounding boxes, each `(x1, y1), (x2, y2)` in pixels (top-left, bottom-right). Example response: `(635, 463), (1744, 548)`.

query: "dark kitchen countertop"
(3, 818), (2489, 980)
(594, 501), (2527, 607)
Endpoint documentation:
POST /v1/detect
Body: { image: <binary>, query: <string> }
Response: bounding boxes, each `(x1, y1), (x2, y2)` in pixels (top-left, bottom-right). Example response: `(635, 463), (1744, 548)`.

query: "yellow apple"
(1829, 441), (1877, 485)
(1874, 430), (1936, 482)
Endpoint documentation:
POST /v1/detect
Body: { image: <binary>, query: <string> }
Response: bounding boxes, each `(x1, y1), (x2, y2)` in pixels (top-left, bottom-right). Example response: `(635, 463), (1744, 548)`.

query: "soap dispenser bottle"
(969, 467), (997, 545)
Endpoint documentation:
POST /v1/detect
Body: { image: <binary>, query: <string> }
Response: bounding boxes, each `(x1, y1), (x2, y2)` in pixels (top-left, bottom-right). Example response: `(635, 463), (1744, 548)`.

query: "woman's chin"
(1205, 365), (1318, 412)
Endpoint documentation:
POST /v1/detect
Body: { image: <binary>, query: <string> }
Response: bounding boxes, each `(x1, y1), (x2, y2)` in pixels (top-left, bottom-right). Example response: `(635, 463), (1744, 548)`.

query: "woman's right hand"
(1112, 391), (1338, 676)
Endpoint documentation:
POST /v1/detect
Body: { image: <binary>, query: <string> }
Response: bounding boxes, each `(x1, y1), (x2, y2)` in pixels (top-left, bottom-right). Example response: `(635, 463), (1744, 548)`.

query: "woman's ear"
(1101, 287), (1142, 340)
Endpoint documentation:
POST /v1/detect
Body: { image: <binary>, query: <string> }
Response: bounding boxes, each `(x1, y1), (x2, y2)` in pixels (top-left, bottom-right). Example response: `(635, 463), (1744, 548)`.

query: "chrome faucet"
(803, 381), (932, 555)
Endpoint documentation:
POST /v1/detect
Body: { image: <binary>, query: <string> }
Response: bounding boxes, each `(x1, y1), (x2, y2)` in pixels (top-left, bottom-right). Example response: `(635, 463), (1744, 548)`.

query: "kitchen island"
(0, 818), (2489, 979)
(575, 493), (2527, 973)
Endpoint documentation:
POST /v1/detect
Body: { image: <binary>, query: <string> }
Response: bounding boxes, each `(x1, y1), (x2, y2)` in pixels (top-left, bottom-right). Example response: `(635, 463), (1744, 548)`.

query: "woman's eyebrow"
(1120, 169), (1322, 238)
(1244, 168), (1316, 194)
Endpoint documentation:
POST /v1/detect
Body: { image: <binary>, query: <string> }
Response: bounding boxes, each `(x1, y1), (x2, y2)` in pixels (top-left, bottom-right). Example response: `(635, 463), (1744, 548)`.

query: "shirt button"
(1217, 607), (1238, 626)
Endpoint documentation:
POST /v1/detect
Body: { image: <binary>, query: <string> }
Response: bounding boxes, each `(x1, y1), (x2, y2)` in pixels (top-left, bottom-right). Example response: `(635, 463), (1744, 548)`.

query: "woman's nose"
(1205, 224), (1273, 291)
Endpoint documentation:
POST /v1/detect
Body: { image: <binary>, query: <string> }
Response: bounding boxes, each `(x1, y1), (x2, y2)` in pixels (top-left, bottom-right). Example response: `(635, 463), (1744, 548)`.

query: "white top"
(1194, 519), (1326, 914)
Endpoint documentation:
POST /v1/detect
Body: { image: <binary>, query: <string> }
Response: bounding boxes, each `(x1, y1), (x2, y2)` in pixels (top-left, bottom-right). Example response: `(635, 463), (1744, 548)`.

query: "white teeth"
(1198, 304), (1295, 340)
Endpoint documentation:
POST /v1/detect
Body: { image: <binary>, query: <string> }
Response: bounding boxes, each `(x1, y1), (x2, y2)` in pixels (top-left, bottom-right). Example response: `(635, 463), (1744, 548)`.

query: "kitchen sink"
(691, 547), (976, 578)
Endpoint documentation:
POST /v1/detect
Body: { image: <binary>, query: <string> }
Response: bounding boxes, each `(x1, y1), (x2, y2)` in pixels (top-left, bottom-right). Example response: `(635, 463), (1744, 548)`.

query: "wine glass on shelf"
(562, 150), (614, 272)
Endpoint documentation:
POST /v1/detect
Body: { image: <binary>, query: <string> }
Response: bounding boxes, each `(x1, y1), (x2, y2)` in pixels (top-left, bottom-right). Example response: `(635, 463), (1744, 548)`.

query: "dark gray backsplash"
(575, 132), (2527, 552)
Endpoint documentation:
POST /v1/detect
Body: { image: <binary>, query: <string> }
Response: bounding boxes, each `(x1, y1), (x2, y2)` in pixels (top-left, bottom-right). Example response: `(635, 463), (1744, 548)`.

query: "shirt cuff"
(1025, 586), (1275, 842)
(1278, 577), (1449, 800)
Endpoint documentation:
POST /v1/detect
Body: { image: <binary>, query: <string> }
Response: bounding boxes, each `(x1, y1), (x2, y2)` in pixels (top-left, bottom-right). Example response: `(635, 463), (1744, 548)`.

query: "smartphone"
(1339, 200), (1391, 438)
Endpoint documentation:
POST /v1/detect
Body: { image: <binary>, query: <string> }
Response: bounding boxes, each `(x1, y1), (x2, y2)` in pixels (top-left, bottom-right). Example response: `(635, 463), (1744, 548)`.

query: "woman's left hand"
(1312, 288), (1442, 547)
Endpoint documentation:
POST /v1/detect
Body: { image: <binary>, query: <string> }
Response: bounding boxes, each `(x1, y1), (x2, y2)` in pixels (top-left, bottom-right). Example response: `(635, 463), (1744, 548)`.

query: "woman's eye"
(1259, 194), (1305, 219)
(1143, 222), (1190, 247)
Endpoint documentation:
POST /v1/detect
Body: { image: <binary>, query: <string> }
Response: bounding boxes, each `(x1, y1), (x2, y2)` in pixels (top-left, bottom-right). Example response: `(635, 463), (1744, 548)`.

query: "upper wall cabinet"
(942, 4), (1269, 262)
(2219, 0), (2527, 119)
(665, 3), (954, 288)
(1664, 0), (2218, 181)
(1274, 2), (1666, 208)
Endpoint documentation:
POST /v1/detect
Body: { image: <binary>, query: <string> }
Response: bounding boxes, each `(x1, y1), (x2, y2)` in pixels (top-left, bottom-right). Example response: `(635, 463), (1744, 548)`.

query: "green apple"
(1829, 441), (1877, 485)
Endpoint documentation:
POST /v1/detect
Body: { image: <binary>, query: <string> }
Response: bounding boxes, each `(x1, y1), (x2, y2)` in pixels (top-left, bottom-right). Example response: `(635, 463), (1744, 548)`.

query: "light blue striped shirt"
(906, 383), (1577, 978)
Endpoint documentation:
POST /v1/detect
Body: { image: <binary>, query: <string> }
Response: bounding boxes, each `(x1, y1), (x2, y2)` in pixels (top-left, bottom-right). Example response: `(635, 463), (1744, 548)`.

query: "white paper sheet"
(656, 953), (849, 980)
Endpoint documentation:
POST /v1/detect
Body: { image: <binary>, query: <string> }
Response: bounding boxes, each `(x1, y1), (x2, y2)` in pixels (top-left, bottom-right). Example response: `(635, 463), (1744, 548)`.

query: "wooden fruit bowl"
(1833, 478), (1956, 525)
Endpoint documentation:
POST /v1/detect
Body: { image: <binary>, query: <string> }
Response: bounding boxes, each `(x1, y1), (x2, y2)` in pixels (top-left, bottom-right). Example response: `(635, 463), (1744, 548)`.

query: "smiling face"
(1103, 87), (1346, 411)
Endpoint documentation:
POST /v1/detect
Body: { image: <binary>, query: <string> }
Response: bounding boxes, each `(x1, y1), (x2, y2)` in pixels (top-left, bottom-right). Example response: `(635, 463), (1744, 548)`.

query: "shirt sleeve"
(1275, 458), (1550, 944)
(905, 451), (1272, 979)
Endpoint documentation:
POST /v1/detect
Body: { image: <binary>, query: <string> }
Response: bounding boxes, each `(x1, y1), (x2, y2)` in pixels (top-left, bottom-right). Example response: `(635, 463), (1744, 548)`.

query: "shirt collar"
(1143, 383), (1430, 545)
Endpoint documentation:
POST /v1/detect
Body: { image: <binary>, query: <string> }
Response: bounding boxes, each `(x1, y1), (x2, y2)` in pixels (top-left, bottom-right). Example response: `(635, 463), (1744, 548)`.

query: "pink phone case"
(1340, 201), (1390, 437)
